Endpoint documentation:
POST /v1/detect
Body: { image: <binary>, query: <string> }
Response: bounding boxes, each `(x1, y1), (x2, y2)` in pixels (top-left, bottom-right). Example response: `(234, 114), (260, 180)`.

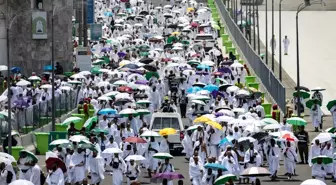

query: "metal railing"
(215, 0), (286, 112)
(0, 89), (78, 140)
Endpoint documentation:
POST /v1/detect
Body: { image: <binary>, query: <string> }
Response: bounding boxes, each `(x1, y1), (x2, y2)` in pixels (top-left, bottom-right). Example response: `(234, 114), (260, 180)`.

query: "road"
(36, 116), (334, 185)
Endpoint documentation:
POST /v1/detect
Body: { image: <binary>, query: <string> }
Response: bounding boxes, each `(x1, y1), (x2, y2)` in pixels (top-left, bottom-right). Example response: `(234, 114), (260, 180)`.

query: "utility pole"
(76, 0), (83, 46)
(83, 0), (88, 47)
(6, 0), (12, 154)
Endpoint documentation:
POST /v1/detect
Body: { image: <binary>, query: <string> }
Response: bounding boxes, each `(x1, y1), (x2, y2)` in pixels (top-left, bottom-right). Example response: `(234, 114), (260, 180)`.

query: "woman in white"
(125, 159), (140, 185)
(283, 141), (297, 179)
(88, 150), (105, 185)
(189, 156), (204, 185)
(46, 162), (64, 185)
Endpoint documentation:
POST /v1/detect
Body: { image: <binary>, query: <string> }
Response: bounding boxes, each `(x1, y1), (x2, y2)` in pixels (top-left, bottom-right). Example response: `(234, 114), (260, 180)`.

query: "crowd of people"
(0, 0), (334, 185)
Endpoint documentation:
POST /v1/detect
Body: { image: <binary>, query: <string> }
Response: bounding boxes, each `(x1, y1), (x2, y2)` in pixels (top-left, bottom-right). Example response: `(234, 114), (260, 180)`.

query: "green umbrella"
(311, 155), (333, 164)
(91, 128), (108, 135)
(153, 153), (174, 159)
(166, 36), (177, 44)
(181, 40), (190, 45)
(293, 90), (310, 99)
(62, 117), (82, 125)
(140, 52), (149, 56)
(139, 45), (150, 52)
(145, 72), (159, 80)
(91, 67), (102, 74)
(78, 143), (96, 151)
(260, 53), (265, 57)
(103, 56), (110, 64)
(19, 150), (38, 162)
(92, 60), (105, 65)
(187, 60), (200, 65)
(325, 127), (336, 133)
(83, 116), (98, 128)
(262, 118), (278, 125)
(286, 117), (307, 126)
(136, 109), (151, 115)
(306, 98), (322, 109)
(327, 100), (336, 110)
(214, 174), (237, 185)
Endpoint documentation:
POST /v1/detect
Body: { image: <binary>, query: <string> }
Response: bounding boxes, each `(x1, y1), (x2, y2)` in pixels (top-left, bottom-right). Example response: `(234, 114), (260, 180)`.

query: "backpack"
(6, 170), (13, 183)
(40, 171), (46, 185)
(26, 89), (33, 97)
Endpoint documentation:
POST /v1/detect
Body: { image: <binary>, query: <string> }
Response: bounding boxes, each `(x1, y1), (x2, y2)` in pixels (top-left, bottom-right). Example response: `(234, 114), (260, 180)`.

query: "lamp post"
(279, 0), (284, 81)
(265, 0), (268, 64)
(271, 0), (274, 71)
(252, 1), (256, 50)
(256, 2), (260, 54)
(296, 0), (324, 117)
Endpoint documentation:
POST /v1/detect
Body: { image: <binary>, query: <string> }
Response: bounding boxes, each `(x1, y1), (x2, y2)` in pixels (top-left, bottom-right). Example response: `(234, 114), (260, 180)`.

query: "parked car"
(149, 112), (185, 153)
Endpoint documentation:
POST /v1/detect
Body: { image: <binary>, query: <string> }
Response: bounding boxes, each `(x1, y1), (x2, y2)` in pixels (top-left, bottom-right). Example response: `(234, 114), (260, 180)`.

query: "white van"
(149, 113), (185, 153)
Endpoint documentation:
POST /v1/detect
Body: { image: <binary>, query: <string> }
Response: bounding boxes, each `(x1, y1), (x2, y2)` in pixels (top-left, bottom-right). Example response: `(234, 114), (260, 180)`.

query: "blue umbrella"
(104, 12), (113, 16)
(187, 86), (202, 94)
(219, 137), (234, 146)
(203, 84), (219, 92)
(118, 52), (126, 58)
(98, 108), (118, 115)
(11, 67), (21, 73)
(44, 65), (53, 71)
(122, 63), (139, 69)
(204, 163), (228, 171)
(196, 64), (211, 70)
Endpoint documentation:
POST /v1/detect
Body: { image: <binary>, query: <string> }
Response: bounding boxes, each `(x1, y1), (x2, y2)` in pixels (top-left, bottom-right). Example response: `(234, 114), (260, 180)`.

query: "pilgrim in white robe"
(312, 163), (326, 182)
(182, 134), (193, 158)
(88, 155), (105, 184)
(126, 163), (140, 185)
(268, 145), (280, 176)
(283, 146), (297, 175)
(46, 168), (64, 185)
(308, 144), (321, 166)
(160, 138), (170, 153)
(330, 105), (336, 127)
(283, 38), (290, 54)
(69, 151), (86, 183)
(310, 105), (322, 128)
(321, 145), (333, 174)
(111, 156), (126, 185)
(30, 164), (41, 185)
(207, 127), (221, 158)
(189, 161), (204, 185)
(159, 162), (175, 185)
(146, 141), (160, 171)
(222, 156), (239, 176)
(18, 156), (33, 181)
(65, 153), (74, 184)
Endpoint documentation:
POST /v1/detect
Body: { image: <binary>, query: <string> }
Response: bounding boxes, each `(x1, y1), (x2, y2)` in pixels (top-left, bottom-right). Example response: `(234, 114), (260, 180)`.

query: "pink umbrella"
(151, 172), (184, 183)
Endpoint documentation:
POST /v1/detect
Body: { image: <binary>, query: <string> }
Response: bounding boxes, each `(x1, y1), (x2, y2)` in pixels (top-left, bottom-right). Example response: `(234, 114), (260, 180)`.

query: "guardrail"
(215, 0), (286, 112)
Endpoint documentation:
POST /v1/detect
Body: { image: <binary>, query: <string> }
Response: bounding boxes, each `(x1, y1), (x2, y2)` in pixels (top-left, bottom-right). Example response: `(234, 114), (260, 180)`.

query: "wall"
(0, 0), (73, 75)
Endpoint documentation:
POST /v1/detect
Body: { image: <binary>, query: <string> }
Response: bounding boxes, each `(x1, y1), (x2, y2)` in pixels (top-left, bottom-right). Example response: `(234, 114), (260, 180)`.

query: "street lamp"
(279, 0), (284, 81)
(296, 0), (324, 117)
(271, 0), (274, 71)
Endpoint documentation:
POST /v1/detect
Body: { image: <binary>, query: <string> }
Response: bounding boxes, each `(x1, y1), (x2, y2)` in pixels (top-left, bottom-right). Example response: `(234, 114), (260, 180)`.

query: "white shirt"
(99, 119), (108, 129)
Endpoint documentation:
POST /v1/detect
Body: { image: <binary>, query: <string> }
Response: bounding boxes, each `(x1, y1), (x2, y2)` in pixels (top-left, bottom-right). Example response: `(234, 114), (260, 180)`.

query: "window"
(151, 117), (180, 129)
(195, 35), (214, 41)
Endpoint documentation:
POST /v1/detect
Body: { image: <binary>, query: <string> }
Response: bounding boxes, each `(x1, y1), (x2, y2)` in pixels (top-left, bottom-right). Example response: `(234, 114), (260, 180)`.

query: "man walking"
(270, 35), (276, 54)
(283, 36), (290, 55)
(295, 126), (309, 164)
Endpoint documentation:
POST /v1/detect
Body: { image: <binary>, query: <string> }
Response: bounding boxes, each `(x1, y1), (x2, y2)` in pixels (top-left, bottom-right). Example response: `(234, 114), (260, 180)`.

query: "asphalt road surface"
(36, 115), (334, 185)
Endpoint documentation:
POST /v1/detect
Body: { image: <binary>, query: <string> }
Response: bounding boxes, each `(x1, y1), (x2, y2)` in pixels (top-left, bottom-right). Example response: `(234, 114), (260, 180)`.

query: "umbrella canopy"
(151, 172), (184, 183)
(0, 152), (16, 162)
(262, 118), (278, 125)
(102, 148), (123, 156)
(293, 90), (310, 99)
(19, 150), (38, 162)
(9, 180), (34, 185)
(98, 108), (118, 115)
(286, 117), (307, 126)
(203, 84), (219, 92)
(205, 121), (223, 130)
(306, 98), (321, 109)
(91, 128), (109, 135)
(139, 57), (154, 64)
(69, 135), (89, 143)
(83, 116), (97, 128)
(327, 100), (336, 110)
(311, 155), (333, 164)
(311, 87), (326, 91)
(159, 128), (177, 136)
(263, 124), (281, 130)
(50, 139), (70, 146)
(240, 167), (271, 177)
(119, 108), (138, 117)
(300, 179), (326, 185)
(62, 116), (82, 125)
(214, 174), (236, 185)
(204, 163), (228, 171)
(153, 152), (174, 159)
(140, 130), (161, 137)
(45, 157), (67, 172)
(193, 116), (212, 123)
(125, 137), (147, 143)
(125, 155), (146, 161)
(312, 133), (333, 143)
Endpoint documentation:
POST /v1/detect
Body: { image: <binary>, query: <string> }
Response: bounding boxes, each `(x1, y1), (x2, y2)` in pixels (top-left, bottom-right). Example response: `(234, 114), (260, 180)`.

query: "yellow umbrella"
(193, 116), (211, 123)
(187, 7), (195, 12)
(205, 121), (223, 130)
(171, 32), (181, 36)
(159, 128), (177, 136)
(119, 60), (131, 67)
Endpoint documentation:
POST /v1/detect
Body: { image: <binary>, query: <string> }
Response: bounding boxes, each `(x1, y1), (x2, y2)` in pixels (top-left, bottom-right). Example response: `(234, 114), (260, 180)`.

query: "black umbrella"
(126, 15), (135, 20)
(135, 16), (144, 21)
(235, 94), (249, 99)
(258, 135), (273, 144)
(219, 84), (232, 91)
(167, 24), (178, 29)
(251, 132), (269, 140)
(192, 83), (206, 88)
(122, 63), (139, 69)
(139, 11), (149, 16)
(192, 110), (208, 116)
(221, 61), (234, 66)
(295, 86), (310, 92)
(164, 44), (173, 50)
(134, 94), (148, 99)
(164, 14), (174, 19)
(114, 98), (132, 106)
(143, 64), (157, 72)
(139, 57), (154, 64)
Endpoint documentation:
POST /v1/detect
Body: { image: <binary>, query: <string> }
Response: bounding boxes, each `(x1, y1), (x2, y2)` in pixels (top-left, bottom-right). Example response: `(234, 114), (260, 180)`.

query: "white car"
(149, 112), (185, 153)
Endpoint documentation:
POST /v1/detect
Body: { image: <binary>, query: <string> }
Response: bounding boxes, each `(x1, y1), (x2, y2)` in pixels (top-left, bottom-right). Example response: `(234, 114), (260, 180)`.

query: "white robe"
(30, 164), (41, 185)
(330, 105), (336, 127)
(88, 156), (105, 184)
(321, 147), (333, 173)
(312, 164), (326, 182)
(111, 157), (126, 185)
(283, 147), (297, 174)
(309, 144), (321, 166)
(182, 135), (193, 158)
(283, 38), (290, 54)
(189, 162), (204, 185)
(310, 105), (322, 128)
(268, 146), (280, 176)
(46, 168), (64, 185)
(160, 139), (170, 153)
(146, 141), (160, 170)
(126, 163), (140, 185)
(69, 152), (86, 183)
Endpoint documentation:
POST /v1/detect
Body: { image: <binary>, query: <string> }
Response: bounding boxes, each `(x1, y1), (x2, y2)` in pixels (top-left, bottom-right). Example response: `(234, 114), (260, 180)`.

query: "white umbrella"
(140, 130), (161, 137)
(9, 180), (34, 185)
(0, 95), (7, 102)
(183, 69), (195, 76)
(102, 147), (123, 155)
(119, 108), (137, 115)
(232, 108), (245, 114)
(231, 62), (244, 68)
(226, 85), (239, 93)
(97, 81), (110, 87)
(216, 116), (234, 123)
(262, 118), (279, 125)
(0, 152), (16, 162)
(237, 89), (250, 96)
(0, 156), (12, 165)
(79, 71), (91, 76)
(196, 90), (210, 95)
(219, 109), (235, 117)
(99, 69), (111, 73)
(40, 84), (52, 89)
(71, 73), (86, 79)
(238, 137), (256, 143)
(125, 155), (146, 161)
(68, 80), (82, 85)
(46, 151), (58, 160)
(50, 139), (70, 145)
(153, 152), (174, 159)
(0, 65), (8, 71)
(191, 99), (206, 106)
(104, 91), (120, 97)
(113, 80), (128, 86)
(312, 132), (333, 143)
(201, 60), (215, 66)
(172, 46), (183, 51)
(245, 125), (261, 133)
(69, 135), (89, 143)
(115, 93), (131, 100)
(186, 125), (203, 131)
(16, 80), (31, 86)
(28, 76), (41, 81)
(60, 86), (71, 91)
(263, 124), (282, 130)
(300, 179), (326, 185)
(97, 96), (112, 101)
(136, 99), (151, 104)
(191, 95), (210, 101)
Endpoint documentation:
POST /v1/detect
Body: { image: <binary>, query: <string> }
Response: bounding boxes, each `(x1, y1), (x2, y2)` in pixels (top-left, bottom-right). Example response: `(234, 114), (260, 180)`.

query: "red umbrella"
(190, 22), (199, 28)
(161, 58), (172, 62)
(282, 133), (297, 142)
(46, 157), (67, 173)
(125, 137), (147, 143)
(212, 72), (223, 76)
(192, 53), (201, 57)
(118, 86), (132, 92)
